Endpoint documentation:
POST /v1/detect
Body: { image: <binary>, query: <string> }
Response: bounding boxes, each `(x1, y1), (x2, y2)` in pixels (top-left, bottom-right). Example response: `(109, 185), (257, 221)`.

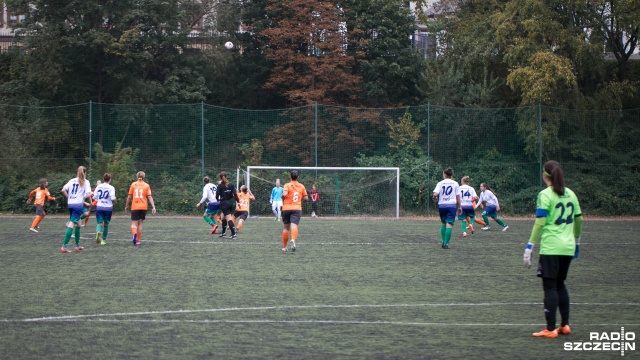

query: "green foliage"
(2, 171), (78, 215)
(91, 142), (139, 204)
(238, 139), (264, 167)
(153, 172), (200, 215)
(356, 111), (434, 212)
(387, 110), (423, 157)
(342, 0), (426, 106)
(507, 51), (577, 105)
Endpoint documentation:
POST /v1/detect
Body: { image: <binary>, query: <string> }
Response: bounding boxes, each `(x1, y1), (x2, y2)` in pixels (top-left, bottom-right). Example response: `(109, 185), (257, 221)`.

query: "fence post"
(201, 101), (205, 181)
(89, 100), (92, 177)
(314, 102), (318, 178)
(537, 103), (542, 187)
(426, 102), (431, 213)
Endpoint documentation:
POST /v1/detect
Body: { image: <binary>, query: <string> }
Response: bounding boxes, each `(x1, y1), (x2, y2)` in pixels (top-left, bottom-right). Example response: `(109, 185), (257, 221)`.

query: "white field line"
(61, 235), (624, 246)
(8, 319), (640, 327)
(5, 302), (638, 323)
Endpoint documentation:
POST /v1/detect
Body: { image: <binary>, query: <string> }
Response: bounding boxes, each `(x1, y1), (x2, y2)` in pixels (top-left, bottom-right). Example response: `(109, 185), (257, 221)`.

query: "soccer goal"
(245, 166), (400, 219)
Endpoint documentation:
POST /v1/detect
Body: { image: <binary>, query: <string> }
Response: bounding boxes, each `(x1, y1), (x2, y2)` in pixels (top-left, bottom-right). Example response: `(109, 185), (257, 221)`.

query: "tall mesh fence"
(1, 102), (638, 215)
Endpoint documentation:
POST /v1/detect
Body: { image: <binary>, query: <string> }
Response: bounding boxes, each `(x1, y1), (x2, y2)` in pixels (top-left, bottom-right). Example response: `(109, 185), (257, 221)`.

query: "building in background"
(1, 3), (25, 52)
(410, 1), (438, 60)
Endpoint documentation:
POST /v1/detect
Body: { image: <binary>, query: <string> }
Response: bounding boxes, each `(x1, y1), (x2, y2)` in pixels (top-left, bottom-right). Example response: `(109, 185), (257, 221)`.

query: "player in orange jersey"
(125, 171), (156, 246)
(468, 201), (487, 228)
(281, 170), (308, 253)
(26, 178), (56, 233)
(232, 185), (255, 232)
(83, 180), (101, 227)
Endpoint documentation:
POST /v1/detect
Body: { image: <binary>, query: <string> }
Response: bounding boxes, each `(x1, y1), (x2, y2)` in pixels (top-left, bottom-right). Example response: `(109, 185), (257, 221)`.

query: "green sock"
(496, 218), (506, 227)
(74, 227), (81, 245)
(80, 214), (86, 220)
(482, 214), (489, 226)
(461, 220), (467, 232)
(444, 227), (452, 245)
(440, 224), (446, 242)
(203, 215), (214, 225)
(63, 227), (73, 246)
(469, 216), (475, 225)
(103, 226), (109, 240)
(96, 224), (102, 233)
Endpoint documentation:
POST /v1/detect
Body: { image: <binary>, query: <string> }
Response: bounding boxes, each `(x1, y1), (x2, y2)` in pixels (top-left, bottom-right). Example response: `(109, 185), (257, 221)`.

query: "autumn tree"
(261, 0), (363, 106)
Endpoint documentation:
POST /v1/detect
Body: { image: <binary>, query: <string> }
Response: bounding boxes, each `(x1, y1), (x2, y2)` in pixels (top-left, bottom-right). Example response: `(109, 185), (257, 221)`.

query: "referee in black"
(215, 171), (240, 239)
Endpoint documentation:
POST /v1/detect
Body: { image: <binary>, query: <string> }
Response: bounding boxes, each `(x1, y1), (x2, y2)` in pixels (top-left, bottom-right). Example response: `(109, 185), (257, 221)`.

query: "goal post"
(246, 166), (400, 219)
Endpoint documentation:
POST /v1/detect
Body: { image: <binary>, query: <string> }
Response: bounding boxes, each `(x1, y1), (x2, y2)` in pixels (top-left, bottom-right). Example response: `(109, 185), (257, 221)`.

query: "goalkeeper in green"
(523, 160), (582, 339)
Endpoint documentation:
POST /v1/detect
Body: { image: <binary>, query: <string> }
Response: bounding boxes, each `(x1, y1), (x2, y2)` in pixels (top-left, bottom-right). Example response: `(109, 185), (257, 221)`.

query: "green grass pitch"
(0, 215), (638, 359)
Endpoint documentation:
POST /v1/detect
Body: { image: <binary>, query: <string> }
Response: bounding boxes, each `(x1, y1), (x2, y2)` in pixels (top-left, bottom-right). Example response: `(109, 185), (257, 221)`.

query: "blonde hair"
(136, 171), (145, 180)
(77, 166), (87, 187)
(461, 176), (470, 185)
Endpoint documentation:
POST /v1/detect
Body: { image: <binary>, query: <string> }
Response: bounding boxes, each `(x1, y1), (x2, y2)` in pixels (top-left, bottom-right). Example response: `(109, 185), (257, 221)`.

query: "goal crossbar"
(246, 166), (400, 219)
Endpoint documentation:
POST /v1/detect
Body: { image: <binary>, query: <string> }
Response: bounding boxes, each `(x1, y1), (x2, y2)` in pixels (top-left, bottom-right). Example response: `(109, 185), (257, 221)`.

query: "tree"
(585, 0), (640, 81)
(506, 51), (577, 105)
(260, 0), (363, 106)
(8, 0), (210, 105)
(342, 0), (427, 106)
(423, 0), (511, 107)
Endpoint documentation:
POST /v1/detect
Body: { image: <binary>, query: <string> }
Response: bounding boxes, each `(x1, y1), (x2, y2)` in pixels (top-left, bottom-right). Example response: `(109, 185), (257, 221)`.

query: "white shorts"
(272, 200), (283, 209)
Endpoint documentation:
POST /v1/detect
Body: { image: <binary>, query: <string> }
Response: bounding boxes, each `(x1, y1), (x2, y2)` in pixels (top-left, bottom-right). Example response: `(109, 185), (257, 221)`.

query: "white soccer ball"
(224, 41), (234, 50)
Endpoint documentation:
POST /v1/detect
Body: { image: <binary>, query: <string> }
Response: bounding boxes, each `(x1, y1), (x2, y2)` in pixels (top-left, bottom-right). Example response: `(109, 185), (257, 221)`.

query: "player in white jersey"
(432, 167), (461, 249)
(60, 166), (93, 253)
(196, 176), (221, 234)
(475, 182), (508, 231)
(457, 176), (478, 237)
(94, 173), (116, 245)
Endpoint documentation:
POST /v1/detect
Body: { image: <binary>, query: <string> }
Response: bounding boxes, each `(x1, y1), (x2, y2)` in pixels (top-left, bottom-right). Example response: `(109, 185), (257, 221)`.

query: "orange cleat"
(60, 247), (72, 253)
(556, 325), (571, 335)
(533, 328), (558, 338)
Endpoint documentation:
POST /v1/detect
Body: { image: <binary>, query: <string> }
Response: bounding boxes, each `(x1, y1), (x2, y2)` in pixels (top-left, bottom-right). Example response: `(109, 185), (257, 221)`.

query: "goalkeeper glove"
(523, 242), (534, 268)
(573, 237), (581, 259)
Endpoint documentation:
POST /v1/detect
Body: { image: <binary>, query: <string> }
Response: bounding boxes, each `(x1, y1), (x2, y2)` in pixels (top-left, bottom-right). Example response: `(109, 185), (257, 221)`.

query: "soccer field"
(0, 216), (638, 359)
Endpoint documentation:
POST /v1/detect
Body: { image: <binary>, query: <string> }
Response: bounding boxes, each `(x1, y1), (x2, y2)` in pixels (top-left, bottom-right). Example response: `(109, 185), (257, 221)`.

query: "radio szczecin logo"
(564, 327), (635, 356)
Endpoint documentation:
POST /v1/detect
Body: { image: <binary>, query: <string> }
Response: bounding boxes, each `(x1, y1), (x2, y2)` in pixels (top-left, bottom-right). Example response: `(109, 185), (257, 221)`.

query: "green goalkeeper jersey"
(536, 186), (581, 256)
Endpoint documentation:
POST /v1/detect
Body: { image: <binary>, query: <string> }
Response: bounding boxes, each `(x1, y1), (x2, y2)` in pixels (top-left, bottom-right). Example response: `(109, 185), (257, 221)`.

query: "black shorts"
(282, 210), (302, 225)
(34, 205), (45, 216)
(537, 255), (572, 279)
(233, 211), (249, 221)
(220, 200), (234, 216)
(131, 210), (147, 221)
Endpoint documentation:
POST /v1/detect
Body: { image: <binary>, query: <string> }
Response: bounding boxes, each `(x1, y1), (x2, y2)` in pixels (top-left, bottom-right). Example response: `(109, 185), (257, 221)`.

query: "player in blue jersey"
(196, 176), (221, 234)
(475, 183), (508, 231)
(432, 168), (461, 249)
(458, 176), (478, 237)
(523, 160), (582, 338)
(270, 178), (283, 221)
(60, 166), (93, 253)
(94, 173), (116, 245)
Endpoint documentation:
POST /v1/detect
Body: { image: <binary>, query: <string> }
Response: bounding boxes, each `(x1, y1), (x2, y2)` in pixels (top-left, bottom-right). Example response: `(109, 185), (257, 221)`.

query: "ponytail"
(219, 172), (229, 186)
(543, 160), (565, 196)
(77, 166), (86, 187)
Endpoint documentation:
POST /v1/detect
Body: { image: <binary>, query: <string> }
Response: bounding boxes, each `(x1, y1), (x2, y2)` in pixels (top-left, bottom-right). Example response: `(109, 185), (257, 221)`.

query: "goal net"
(244, 166), (400, 219)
